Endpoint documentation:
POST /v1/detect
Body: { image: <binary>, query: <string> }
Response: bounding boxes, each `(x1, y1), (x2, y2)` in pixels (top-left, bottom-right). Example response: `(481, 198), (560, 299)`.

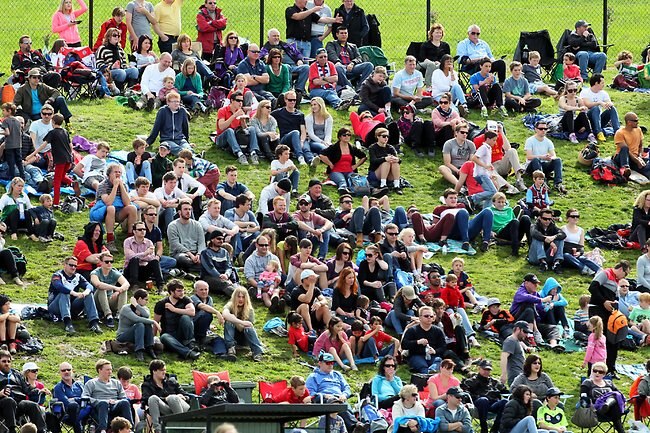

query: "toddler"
(29, 194), (58, 242)
(257, 259), (281, 300)
(562, 53), (582, 84)
(158, 76), (178, 105)
(449, 257), (486, 312)
(287, 311), (315, 357)
(573, 294), (590, 334)
(354, 295), (370, 326)
(582, 316), (606, 375)
(1, 103), (25, 180)
(629, 292), (650, 345)
(522, 51), (557, 96)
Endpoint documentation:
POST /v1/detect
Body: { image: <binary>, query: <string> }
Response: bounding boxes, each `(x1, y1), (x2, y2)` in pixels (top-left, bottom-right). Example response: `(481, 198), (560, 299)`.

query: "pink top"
(584, 333), (607, 365)
(428, 373), (460, 396)
(123, 383), (142, 401)
(51, 0), (88, 44)
(312, 330), (349, 357)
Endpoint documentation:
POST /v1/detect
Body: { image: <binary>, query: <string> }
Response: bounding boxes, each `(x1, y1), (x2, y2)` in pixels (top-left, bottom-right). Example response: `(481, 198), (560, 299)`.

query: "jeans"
(310, 36), (324, 58)
(305, 140), (328, 163)
(329, 171), (352, 189)
(563, 252), (601, 273)
(385, 309), (413, 335)
(234, 231), (259, 257)
(194, 58), (215, 79)
(474, 398), (507, 433)
(449, 208), (494, 243)
(290, 64), (310, 93)
(161, 139), (192, 156)
(508, 415), (537, 433)
(92, 400), (132, 431)
(348, 207), (382, 234)
(34, 219), (57, 238)
(473, 174), (498, 209)
(4, 148), (24, 180)
(147, 395), (189, 431)
(117, 321), (154, 351)
(407, 354), (439, 374)
(451, 307), (475, 337)
(160, 314), (195, 357)
(110, 67), (139, 85)
(159, 255), (177, 275)
(0, 398), (46, 432)
(280, 130), (304, 159)
(587, 106), (620, 135)
(357, 336), (380, 358)
(335, 62), (374, 89)
(392, 206), (409, 230)
(286, 38), (311, 59)
(193, 310), (213, 342)
(310, 88), (342, 108)
(614, 146), (650, 177)
(526, 157), (564, 186)
(576, 51), (608, 80)
(216, 127), (260, 156)
(528, 239), (564, 264)
(51, 96), (73, 122)
(24, 164), (44, 189)
(224, 321), (264, 355)
(48, 292), (99, 323)
(299, 229), (331, 260)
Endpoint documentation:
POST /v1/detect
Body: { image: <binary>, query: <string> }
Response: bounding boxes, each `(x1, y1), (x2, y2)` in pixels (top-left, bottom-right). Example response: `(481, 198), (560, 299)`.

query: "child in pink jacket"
(582, 316), (606, 375)
(51, 0), (88, 46)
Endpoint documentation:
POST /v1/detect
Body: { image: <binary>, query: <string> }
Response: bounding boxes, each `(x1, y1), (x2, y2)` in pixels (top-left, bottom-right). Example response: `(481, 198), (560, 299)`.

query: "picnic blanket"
(425, 240), (477, 256)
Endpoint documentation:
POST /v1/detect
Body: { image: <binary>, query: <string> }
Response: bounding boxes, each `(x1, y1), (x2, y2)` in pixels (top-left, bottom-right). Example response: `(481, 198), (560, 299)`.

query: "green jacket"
(174, 73), (204, 98)
(14, 82), (60, 117)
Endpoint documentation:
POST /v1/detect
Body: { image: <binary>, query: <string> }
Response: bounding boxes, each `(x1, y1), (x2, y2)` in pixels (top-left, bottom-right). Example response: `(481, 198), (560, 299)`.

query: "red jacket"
(440, 285), (465, 309)
(93, 19), (127, 51)
(196, 5), (228, 56)
(308, 61), (337, 91)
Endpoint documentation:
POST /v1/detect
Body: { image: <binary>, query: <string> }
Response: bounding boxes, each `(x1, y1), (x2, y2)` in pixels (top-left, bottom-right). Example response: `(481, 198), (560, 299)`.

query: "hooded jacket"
(146, 105), (190, 145)
(536, 277), (568, 318)
(141, 373), (188, 405)
(196, 5), (227, 56)
(435, 403), (472, 433)
(392, 416), (440, 433)
(509, 282), (542, 318)
(305, 367), (351, 400)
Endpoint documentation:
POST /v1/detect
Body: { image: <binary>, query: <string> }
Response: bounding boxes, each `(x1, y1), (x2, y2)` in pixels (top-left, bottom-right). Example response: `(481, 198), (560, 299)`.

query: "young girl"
(354, 295), (371, 326)
(228, 74), (258, 114)
(0, 295), (21, 353)
(158, 76), (179, 105)
(0, 178), (36, 241)
(287, 311), (316, 357)
(398, 227), (428, 279)
(257, 259), (281, 300)
(562, 53), (582, 84)
(312, 316), (357, 371)
(582, 316), (605, 375)
(557, 79), (593, 144)
(175, 58), (207, 115)
(396, 104), (433, 157)
(49, 39), (68, 72)
(134, 35), (158, 70)
(22, 362), (50, 405)
(449, 257), (487, 312)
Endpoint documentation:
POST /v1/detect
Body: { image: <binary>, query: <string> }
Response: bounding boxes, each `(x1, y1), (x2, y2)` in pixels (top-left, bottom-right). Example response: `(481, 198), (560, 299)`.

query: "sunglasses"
(379, 134), (389, 138)
(60, 368), (72, 372)
(536, 127), (548, 131)
(421, 314), (434, 318)
(630, 119), (640, 123)
(258, 243), (269, 247)
(341, 133), (352, 136)
(41, 112), (53, 116)
(249, 50), (260, 54)
(386, 232), (398, 236)
(411, 393), (419, 397)
(324, 361), (335, 365)
(342, 200), (352, 204)
(566, 88), (577, 93)
(103, 260), (114, 264)
(593, 370), (606, 374)
(568, 214), (580, 218)
(342, 251), (351, 255)
(365, 253), (375, 257)
(228, 36), (238, 40)
(286, 98), (297, 102)
(540, 217), (553, 221)
(384, 364), (396, 368)
(439, 100), (449, 104)
(27, 369), (39, 373)
(458, 130), (468, 134)
(299, 202), (310, 206)
(67, 263), (77, 268)
(470, 32), (481, 36)
(233, 98), (244, 103)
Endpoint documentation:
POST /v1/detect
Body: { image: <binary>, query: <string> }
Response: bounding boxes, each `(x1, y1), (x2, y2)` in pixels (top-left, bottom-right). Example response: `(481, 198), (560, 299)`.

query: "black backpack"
(365, 14), (382, 47)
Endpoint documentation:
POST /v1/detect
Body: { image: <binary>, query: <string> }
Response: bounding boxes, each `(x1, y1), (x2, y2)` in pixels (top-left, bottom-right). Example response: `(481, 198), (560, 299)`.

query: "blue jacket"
(392, 416), (440, 433)
(48, 270), (93, 304)
(370, 374), (403, 402)
(305, 367), (351, 400)
(146, 105), (190, 145)
(536, 277), (568, 318)
(53, 380), (84, 409)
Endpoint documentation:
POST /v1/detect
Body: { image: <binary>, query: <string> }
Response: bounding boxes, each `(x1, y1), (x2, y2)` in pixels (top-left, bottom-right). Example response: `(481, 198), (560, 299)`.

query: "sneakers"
(146, 97), (155, 111)
(587, 133), (597, 144)
(135, 350), (145, 362)
(515, 179), (527, 192)
(106, 240), (118, 253)
(555, 183), (567, 194)
(227, 346), (237, 358)
(65, 323), (76, 334)
(53, 232), (65, 241)
(480, 106), (488, 118)
(480, 241), (490, 252)
(105, 316), (115, 329)
(237, 153), (249, 165)
(249, 152), (259, 165)
(253, 353), (263, 362)
(505, 185), (520, 196)
(13, 277), (24, 286)
(309, 157), (320, 175)
(499, 105), (509, 117)
(394, 187), (403, 195)
(539, 260), (549, 272)
(596, 132), (606, 142)
(552, 260), (563, 274)
(620, 166), (631, 178)
(458, 104), (468, 117)
(89, 323), (103, 334)
(187, 350), (201, 360)
(337, 99), (352, 111)
(569, 133), (578, 144)
(461, 242), (471, 251)
(297, 156), (307, 166)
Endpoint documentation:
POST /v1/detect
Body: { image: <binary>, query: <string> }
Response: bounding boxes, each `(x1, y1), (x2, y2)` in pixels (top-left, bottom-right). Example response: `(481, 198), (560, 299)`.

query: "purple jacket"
(509, 283), (542, 318)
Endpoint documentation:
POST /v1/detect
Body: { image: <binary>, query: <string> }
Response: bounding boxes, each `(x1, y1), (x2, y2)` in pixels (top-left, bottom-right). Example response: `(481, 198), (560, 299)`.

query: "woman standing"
(357, 244), (393, 303)
(117, 288), (160, 362)
(305, 97), (333, 161)
(557, 79), (593, 144)
(419, 24), (451, 87)
(52, 0), (88, 47)
(175, 58), (207, 114)
(371, 355), (403, 409)
(252, 100), (279, 160)
(319, 127), (367, 195)
(430, 55), (468, 113)
(561, 208), (600, 276)
(312, 316), (357, 371)
(332, 267), (359, 326)
(95, 28), (139, 90)
(0, 178), (37, 242)
(500, 385), (539, 433)
(265, 48), (291, 97)
(222, 286), (264, 362)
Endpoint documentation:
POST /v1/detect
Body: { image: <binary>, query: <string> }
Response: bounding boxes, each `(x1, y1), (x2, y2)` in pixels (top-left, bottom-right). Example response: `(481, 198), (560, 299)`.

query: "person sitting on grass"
(478, 297), (515, 342)
(0, 177), (38, 242)
(117, 289), (159, 362)
(438, 123), (476, 187)
(313, 316), (357, 372)
(0, 296), (21, 354)
(522, 51), (558, 97)
(579, 73), (620, 144)
(90, 251), (129, 330)
(146, 91), (193, 156)
(402, 305), (447, 374)
(222, 286), (265, 362)
(153, 279), (201, 360)
(469, 58), (507, 118)
(503, 61), (542, 113)
(528, 209), (566, 274)
(628, 293), (650, 346)
(490, 192), (531, 257)
(435, 386), (472, 433)
(287, 310), (316, 357)
(396, 104), (435, 158)
(525, 120), (568, 195)
(392, 384), (426, 419)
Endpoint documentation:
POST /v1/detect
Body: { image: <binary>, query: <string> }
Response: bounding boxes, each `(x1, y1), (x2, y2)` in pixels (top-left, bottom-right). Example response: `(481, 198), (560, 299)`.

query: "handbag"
(571, 406), (598, 428)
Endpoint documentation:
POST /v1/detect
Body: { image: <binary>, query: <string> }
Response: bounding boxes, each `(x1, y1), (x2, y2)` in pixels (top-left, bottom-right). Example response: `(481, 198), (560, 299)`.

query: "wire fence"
(3, 0), (649, 73)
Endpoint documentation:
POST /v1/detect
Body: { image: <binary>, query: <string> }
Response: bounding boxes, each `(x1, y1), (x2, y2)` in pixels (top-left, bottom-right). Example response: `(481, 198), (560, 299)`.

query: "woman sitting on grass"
(0, 177), (38, 242)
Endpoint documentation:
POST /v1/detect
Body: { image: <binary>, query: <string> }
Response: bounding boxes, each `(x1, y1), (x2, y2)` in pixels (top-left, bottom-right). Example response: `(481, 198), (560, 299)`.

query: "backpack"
(60, 196), (86, 214)
(365, 14), (382, 47)
(348, 173), (371, 196)
(358, 46), (389, 68)
(16, 336), (44, 354)
(590, 159), (627, 185)
(578, 142), (600, 166)
(359, 400), (389, 433)
(607, 309), (629, 344)
(206, 86), (228, 109)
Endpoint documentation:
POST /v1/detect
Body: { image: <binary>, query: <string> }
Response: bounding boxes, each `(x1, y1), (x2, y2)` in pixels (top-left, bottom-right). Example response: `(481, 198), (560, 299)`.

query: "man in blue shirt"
(216, 165), (254, 214)
(52, 362), (89, 433)
(236, 44), (276, 104)
(457, 25), (506, 83)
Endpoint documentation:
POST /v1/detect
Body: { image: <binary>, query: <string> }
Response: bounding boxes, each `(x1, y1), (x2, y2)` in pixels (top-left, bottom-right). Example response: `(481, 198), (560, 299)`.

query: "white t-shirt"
(80, 155), (107, 181)
(579, 87), (611, 112)
(392, 69), (424, 96)
(473, 143), (492, 177)
(271, 159), (296, 176)
(524, 135), (555, 157)
(29, 120), (54, 152)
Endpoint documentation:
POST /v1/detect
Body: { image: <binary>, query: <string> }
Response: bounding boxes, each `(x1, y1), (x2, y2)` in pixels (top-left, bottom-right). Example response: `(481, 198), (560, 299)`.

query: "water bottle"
(425, 344), (432, 361)
(522, 44), (529, 64)
(442, 244), (448, 255)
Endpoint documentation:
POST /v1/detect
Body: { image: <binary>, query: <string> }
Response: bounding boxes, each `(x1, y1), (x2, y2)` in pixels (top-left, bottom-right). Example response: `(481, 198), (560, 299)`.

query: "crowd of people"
(1, 1), (650, 433)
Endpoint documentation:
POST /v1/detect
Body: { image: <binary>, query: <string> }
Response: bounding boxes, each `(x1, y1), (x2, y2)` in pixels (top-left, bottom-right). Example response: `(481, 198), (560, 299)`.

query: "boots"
(356, 233), (364, 247)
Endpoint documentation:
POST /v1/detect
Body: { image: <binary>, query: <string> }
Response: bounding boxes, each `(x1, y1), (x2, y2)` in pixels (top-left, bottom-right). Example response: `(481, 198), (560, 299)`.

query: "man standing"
(457, 25), (506, 82)
(332, 0), (368, 47)
(47, 256), (102, 334)
(11, 35), (60, 87)
(0, 350), (46, 433)
(307, 0), (334, 57)
(138, 53), (175, 110)
(124, 221), (165, 293)
(271, 89), (310, 165)
(153, 280), (201, 359)
(613, 112), (647, 178)
(500, 321), (529, 386)
(460, 360), (507, 433)
(567, 20), (607, 81)
(326, 26), (373, 90)
(52, 362), (85, 433)
(215, 91), (261, 165)
(14, 69), (72, 125)
(286, 0), (341, 59)
(580, 73), (620, 143)
(524, 120), (567, 194)
(236, 44), (275, 104)
(195, 0), (227, 60)
(168, 200), (205, 275)
(82, 359), (132, 433)
(153, 0), (182, 53)
(401, 305), (447, 374)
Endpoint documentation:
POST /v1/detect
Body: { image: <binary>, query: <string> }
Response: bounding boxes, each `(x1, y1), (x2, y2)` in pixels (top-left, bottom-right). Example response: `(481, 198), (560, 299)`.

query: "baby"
(257, 259), (281, 299)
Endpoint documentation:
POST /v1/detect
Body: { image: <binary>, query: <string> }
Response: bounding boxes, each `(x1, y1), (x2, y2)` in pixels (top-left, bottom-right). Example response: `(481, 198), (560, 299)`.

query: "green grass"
(2, 0), (650, 423)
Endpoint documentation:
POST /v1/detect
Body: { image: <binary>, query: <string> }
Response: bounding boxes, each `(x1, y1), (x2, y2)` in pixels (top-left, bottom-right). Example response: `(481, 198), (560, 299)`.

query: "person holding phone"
(52, 0), (88, 47)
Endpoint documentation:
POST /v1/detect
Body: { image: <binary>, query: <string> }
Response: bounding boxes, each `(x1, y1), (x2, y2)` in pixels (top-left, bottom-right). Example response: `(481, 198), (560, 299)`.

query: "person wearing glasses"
(567, 20), (608, 81)
(51, 0), (88, 47)
(367, 127), (401, 193)
(401, 305), (446, 374)
(14, 69), (73, 125)
(392, 384), (425, 419)
(260, 30), (309, 94)
(216, 90), (261, 166)
(612, 112), (647, 178)
(334, 194), (380, 247)
(52, 362), (86, 433)
(47, 256), (102, 334)
(309, 48), (347, 110)
(457, 24), (506, 83)
(90, 252), (129, 329)
(438, 123), (475, 186)
(95, 28), (139, 91)
(11, 35), (61, 88)
(236, 43), (275, 104)
(214, 31), (245, 88)
(271, 89), (311, 165)
(556, 80), (592, 145)
(0, 351), (46, 433)
(580, 361), (625, 433)
(560, 208), (600, 276)
(124, 221), (164, 293)
(524, 120), (567, 195)
(196, 0), (228, 61)
(528, 208), (566, 275)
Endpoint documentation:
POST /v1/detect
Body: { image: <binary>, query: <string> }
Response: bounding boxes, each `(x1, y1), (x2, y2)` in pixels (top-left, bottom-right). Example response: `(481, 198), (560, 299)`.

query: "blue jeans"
(48, 292), (99, 323)
(587, 106), (620, 135)
(392, 206), (409, 230)
(508, 415), (537, 433)
(160, 255), (177, 275)
(576, 51), (608, 80)
(110, 67), (139, 85)
(473, 174), (498, 209)
(274, 169), (300, 191)
(194, 58), (215, 79)
(160, 314), (195, 357)
(613, 146), (650, 177)
(450, 307), (475, 337)
(216, 127), (260, 156)
(310, 36), (324, 58)
(385, 309), (413, 335)
(407, 354), (440, 374)
(528, 239), (564, 264)
(475, 398), (507, 433)
(305, 140), (328, 163)
(193, 310), (213, 342)
(348, 206), (381, 234)
(290, 64), (310, 93)
(116, 322), (153, 351)
(449, 208), (494, 243)
(335, 62), (374, 89)
(299, 229), (331, 260)
(92, 400), (132, 431)
(310, 88), (342, 108)
(358, 336), (380, 358)
(125, 160), (152, 185)
(526, 157), (564, 186)
(280, 130), (304, 159)
(181, 93), (201, 110)
(224, 321), (264, 356)
(563, 252), (601, 273)
(161, 139), (192, 156)
(24, 164), (44, 188)
(158, 207), (177, 238)
(329, 171), (352, 189)
(286, 38), (311, 59)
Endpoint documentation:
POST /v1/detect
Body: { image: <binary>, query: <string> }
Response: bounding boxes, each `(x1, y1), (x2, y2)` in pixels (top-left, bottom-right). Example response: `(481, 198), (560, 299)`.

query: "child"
(613, 50), (644, 91)
(582, 316), (606, 375)
(449, 257), (487, 312)
(1, 102), (25, 180)
(470, 132), (498, 210)
(365, 316), (400, 357)
(574, 294), (590, 334)
(537, 388), (570, 433)
(491, 192), (531, 256)
(398, 228), (428, 279)
(110, 417), (132, 433)
(629, 293), (650, 345)
(525, 170), (553, 216)
(0, 294), (22, 353)
(562, 53), (582, 84)
(20, 424), (37, 433)
(178, 149), (221, 199)
(478, 297), (515, 342)
(468, 58), (508, 118)
(319, 413), (346, 433)
(502, 61), (541, 113)
(158, 76), (179, 105)
(257, 259), (281, 301)
(152, 143), (173, 188)
(522, 51), (558, 96)
(29, 194), (57, 242)
(117, 366), (141, 424)
(439, 274), (464, 311)
(93, 7), (127, 51)
(126, 139), (153, 188)
(28, 113), (76, 206)
(355, 295), (371, 326)
(538, 277), (570, 338)
(348, 320), (380, 362)
(73, 141), (110, 192)
(287, 311), (315, 357)
(274, 376), (312, 404)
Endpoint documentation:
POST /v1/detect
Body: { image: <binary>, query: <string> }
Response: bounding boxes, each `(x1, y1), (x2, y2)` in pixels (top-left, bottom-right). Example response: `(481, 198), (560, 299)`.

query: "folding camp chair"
(629, 375), (650, 425)
(513, 30), (556, 79)
(358, 46), (395, 76)
(258, 380), (287, 403)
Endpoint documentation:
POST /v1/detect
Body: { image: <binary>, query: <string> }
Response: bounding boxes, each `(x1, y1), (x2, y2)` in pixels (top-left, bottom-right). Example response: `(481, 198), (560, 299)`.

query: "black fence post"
(88, 0), (94, 48)
(259, 0), (265, 47)
(426, 0), (430, 39)
(602, 0), (608, 51)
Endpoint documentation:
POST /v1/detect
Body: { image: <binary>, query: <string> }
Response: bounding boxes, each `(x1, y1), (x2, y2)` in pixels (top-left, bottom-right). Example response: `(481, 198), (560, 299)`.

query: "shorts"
(529, 81), (545, 94)
(83, 175), (106, 189)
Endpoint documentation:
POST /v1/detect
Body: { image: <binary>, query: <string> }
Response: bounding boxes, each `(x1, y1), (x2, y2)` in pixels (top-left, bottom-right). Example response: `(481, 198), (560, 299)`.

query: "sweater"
(167, 219), (205, 256)
(510, 283), (542, 317)
(358, 77), (389, 113)
(402, 324), (446, 357)
(174, 73), (204, 97)
(51, 0), (88, 44)
(509, 372), (555, 397)
(117, 303), (155, 340)
(81, 378), (126, 405)
(368, 143), (398, 172)
(435, 403), (472, 433)
(305, 114), (333, 145)
(146, 105), (189, 145)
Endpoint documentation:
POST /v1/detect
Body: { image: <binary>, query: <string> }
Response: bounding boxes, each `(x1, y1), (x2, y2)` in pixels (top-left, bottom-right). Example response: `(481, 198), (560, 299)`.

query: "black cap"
(514, 320), (532, 333)
(308, 179), (322, 188)
(546, 387), (563, 398)
(575, 20), (590, 28)
(477, 360), (493, 370)
(277, 178), (292, 192)
(446, 387), (466, 398)
(523, 273), (540, 284)
(208, 229), (225, 241)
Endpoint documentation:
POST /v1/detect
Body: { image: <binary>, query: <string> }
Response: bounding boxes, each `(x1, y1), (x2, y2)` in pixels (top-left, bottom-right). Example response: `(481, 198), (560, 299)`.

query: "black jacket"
(332, 4), (369, 47)
(566, 31), (599, 54)
(402, 324), (446, 357)
(0, 369), (39, 403)
(500, 398), (531, 433)
(141, 374), (188, 407)
(198, 383), (239, 407)
(461, 373), (506, 401)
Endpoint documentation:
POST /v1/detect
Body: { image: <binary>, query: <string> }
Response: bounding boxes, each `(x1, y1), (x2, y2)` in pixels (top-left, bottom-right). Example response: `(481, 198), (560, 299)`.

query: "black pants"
(476, 85), (503, 108)
(158, 35), (178, 54)
(0, 248), (19, 278)
(0, 397), (46, 432)
(34, 219), (57, 237)
(561, 111), (591, 134)
(405, 120), (436, 151)
(5, 208), (34, 235)
(504, 97), (541, 113)
(630, 225), (649, 247)
(495, 216), (532, 255)
(4, 148), (25, 180)
(464, 59), (507, 83)
(436, 125), (454, 147)
(202, 275), (236, 297)
(174, 253), (202, 274)
(125, 257), (164, 289)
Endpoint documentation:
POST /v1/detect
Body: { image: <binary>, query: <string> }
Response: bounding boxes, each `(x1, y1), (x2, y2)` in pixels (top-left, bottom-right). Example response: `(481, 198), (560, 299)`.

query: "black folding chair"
(513, 30), (556, 79)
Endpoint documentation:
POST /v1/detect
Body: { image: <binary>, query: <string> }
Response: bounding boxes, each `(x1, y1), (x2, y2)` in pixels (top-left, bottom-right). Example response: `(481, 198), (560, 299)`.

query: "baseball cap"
(523, 273), (540, 284)
(159, 142), (171, 150)
(487, 298), (501, 307)
(477, 360), (493, 370)
(277, 178), (292, 192)
(546, 387), (563, 398)
(318, 351), (335, 362)
(401, 285), (417, 301)
(308, 179), (322, 188)
(298, 195), (312, 204)
(22, 362), (39, 372)
(300, 269), (317, 280)
(514, 320), (532, 333)
(575, 20), (590, 28)
(446, 387), (466, 398)
(27, 69), (42, 77)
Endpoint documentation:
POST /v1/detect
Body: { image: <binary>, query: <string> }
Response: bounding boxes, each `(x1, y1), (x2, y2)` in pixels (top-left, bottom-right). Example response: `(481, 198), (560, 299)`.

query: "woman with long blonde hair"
(222, 286), (264, 361)
(52, 0), (88, 47)
(251, 99), (278, 160)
